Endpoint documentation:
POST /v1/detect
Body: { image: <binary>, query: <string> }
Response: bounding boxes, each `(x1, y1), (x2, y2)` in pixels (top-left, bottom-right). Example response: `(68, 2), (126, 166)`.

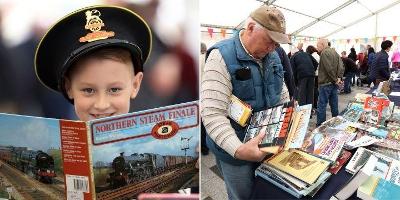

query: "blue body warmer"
(205, 32), (284, 165)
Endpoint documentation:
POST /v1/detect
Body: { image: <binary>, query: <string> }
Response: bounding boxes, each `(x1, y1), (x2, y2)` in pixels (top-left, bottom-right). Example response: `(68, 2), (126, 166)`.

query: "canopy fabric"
(200, 0), (400, 40)
(200, 0), (400, 54)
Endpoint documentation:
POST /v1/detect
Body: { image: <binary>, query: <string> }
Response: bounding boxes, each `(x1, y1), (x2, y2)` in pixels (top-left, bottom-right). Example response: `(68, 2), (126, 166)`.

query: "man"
(341, 52), (358, 94)
(369, 40), (393, 85)
(316, 39), (344, 126)
(201, 5), (290, 199)
(290, 46), (317, 106)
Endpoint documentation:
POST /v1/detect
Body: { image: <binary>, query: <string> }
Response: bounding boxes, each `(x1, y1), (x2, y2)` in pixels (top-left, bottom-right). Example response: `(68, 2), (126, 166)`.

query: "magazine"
(267, 149), (330, 185)
(243, 102), (312, 154)
(0, 101), (199, 200)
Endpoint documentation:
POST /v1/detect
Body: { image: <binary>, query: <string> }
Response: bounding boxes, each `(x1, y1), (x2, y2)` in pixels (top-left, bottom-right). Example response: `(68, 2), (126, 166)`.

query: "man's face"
(249, 26), (278, 59)
(66, 58), (143, 121)
(317, 42), (324, 53)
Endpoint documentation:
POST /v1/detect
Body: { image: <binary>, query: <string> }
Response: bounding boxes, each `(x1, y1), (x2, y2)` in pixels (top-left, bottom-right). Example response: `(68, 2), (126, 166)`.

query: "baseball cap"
(250, 5), (290, 44)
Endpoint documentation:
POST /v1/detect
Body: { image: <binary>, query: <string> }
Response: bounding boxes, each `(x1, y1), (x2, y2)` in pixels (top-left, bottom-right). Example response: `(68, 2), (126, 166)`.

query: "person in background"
(367, 47), (376, 71)
(348, 48), (357, 86)
(290, 45), (317, 106)
(369, 40), (393, 85)
(276, 44), (296, 98)
(341, 52), (358, 94)
(316, 39), (344, 126)
(306, 45), (319, 114)
(391, 47), (400, 70)
(201, 5), (290, 199)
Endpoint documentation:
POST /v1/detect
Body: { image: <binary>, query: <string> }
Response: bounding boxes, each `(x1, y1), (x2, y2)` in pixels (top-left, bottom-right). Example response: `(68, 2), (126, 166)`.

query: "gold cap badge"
(79, 9), (115, 42)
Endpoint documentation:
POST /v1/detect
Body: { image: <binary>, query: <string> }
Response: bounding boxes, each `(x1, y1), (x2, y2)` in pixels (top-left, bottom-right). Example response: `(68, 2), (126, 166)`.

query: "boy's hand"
(234, 132), (268, 162)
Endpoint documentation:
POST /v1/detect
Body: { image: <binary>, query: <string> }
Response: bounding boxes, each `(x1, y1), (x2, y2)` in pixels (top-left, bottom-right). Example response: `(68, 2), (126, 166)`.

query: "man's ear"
(64, 78), (74, 100)
(130, 72), (143, 99)
(247, 21), (256, 32)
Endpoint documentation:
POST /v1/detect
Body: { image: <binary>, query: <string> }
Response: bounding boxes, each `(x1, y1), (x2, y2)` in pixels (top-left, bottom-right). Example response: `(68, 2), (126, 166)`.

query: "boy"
(35, 5), (151, 121)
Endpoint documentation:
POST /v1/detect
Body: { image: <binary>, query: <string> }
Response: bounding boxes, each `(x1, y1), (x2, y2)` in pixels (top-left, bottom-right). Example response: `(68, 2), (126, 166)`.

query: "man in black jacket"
(290, 49), (318, 105)
(341, 54), (358, 93)
(369, 40), (393, 85)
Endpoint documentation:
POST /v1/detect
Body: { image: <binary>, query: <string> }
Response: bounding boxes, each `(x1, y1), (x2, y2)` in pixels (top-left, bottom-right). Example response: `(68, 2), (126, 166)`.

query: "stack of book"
(256, 149), (332, 198)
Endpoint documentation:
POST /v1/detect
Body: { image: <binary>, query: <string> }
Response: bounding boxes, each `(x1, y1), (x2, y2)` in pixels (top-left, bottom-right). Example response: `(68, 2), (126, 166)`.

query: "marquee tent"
(200, 0), (400, 53)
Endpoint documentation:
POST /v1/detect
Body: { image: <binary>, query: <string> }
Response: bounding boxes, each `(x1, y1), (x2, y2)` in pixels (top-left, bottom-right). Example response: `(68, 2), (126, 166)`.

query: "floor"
(200, 85), (371, 200)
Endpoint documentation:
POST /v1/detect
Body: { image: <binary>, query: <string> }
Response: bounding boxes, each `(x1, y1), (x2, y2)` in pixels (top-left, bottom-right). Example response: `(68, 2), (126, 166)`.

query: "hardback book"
(357, 176), (400, 200)
(243, 102), (312, 154)
(331, 154), (379, 200)
(328, 150), (352, 174)
(345, 147), (393, 174)
(266, 149), (330, 185)
(0, 101), (199, 200)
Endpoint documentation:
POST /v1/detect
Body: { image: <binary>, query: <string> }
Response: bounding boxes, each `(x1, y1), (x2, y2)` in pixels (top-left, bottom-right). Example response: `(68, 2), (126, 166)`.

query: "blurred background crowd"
(0, 0), (199, 119)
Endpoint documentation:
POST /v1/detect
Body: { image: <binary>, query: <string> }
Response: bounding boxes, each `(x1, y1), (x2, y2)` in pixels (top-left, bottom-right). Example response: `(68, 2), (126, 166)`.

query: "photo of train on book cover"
(244, 101), (294, 154)
(90, 102), (199, 200)
(0, 114), (64, 199)
(0, 101), (199, 200)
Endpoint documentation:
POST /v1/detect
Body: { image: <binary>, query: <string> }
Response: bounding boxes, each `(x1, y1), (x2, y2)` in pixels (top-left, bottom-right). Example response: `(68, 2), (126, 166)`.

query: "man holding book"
(201, 5), (290, 199)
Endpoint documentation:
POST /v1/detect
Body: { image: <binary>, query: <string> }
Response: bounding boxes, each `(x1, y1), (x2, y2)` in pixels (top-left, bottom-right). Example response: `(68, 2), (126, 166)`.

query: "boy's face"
(65, 58), (143, 121)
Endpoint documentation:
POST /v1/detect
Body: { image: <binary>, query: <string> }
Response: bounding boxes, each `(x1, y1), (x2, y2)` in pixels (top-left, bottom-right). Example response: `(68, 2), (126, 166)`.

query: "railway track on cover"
(97, 163), (196, 200)
(0, 160), (63, 200)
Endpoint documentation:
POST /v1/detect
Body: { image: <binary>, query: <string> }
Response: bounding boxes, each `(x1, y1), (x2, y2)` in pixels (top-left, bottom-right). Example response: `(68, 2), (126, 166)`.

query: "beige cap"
(250, 5), (290, 44)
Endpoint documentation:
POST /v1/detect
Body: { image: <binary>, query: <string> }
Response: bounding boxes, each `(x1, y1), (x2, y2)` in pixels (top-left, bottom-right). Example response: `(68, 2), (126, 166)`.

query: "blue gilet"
(205, 32), (284, 165)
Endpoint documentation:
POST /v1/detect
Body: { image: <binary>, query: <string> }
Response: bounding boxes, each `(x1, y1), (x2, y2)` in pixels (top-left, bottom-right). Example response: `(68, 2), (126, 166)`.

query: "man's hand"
(336, 78), (343, 86)
(234, 132), (268, 162)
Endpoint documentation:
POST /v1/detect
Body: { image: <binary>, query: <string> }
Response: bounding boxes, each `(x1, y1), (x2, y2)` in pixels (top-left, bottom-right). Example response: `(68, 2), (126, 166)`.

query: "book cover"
(285, 104), (312, 149)
(345, 147), (374, 174)
(302, 128), (354, 162)
(267, 149), (330, 185)
(358, 176), (400, 200)
(342, 103), (364, 122)
(0, 101), (199, 200)
(362, 97), (390, 126)
(243, 102), (312, 154)
(244, 101), (295, 154)
(228, 95), (252, 127)
(328, 150), (352, 174)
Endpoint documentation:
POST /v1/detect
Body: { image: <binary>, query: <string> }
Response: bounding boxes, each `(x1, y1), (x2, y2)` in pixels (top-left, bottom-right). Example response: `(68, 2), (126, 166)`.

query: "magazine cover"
(328, 150), (352, 174)
(301, 128), (354, 162)
(342, 103), (364, 122)
(0, 101), (199, 200)
(267, 149), (330, 185)
(244, 101), (294, 153)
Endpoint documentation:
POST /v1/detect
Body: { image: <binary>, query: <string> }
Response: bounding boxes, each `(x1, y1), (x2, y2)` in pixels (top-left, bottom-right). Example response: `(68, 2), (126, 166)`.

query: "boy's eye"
(82, 88), (95, 94)
(109, 88), (122, 93)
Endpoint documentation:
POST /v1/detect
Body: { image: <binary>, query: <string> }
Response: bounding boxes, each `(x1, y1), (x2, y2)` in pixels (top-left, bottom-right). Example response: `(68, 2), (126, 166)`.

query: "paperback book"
(266, 149), (330, 185)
